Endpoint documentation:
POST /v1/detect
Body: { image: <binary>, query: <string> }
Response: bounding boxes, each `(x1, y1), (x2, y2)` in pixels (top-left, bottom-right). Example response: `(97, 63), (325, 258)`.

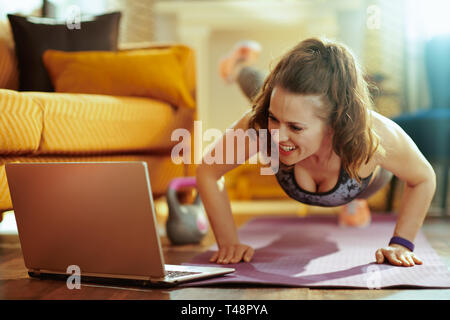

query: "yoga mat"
(182, 215), (450, 288)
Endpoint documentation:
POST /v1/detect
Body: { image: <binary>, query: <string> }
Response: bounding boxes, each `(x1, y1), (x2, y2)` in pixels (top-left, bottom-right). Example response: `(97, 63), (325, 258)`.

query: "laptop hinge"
(29, 269), (41, 276)
(149, 276), (166, 283)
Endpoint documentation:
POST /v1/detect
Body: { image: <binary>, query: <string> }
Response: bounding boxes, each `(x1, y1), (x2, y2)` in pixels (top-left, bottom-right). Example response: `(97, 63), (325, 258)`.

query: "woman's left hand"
(375, 244), (423, 267)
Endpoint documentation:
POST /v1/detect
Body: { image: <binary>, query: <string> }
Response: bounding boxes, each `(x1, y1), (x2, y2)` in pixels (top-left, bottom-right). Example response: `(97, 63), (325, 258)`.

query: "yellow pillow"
(42, 46), (195, 109)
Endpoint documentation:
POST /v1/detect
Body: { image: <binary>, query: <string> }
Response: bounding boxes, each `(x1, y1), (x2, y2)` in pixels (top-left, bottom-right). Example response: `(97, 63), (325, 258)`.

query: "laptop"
(5, 161), (234, 287)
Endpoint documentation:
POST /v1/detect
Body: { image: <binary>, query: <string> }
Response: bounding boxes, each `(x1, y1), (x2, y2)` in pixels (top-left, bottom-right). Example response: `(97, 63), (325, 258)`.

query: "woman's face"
(267, 86), (332, 166)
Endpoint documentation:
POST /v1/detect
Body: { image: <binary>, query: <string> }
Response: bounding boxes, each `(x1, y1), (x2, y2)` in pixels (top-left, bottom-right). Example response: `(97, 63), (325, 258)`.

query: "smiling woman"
(196, 37), (436, 268)
(266, 90), (331, 168)
(248, 38), (381, 183)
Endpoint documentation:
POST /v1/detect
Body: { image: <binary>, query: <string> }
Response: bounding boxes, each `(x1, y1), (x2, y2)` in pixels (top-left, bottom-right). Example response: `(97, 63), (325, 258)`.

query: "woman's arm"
(196, 110), (258, 264)
(372, 112), (436, 266)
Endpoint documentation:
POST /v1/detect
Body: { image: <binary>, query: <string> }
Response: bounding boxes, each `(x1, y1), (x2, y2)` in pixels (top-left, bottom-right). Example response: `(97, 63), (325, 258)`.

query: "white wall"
(0, 0), (42, 18)
(154, 0), (367, 134)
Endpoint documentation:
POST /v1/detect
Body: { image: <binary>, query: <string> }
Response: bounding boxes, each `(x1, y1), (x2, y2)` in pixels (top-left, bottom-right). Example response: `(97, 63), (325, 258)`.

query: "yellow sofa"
(0, 25), (197, 215)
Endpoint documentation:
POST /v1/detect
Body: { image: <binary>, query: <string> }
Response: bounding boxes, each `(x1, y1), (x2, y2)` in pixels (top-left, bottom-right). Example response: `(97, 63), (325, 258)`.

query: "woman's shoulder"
(369, 110), (410, 163)
(370, 110), (396, 133)
(370, 110), (404, 146)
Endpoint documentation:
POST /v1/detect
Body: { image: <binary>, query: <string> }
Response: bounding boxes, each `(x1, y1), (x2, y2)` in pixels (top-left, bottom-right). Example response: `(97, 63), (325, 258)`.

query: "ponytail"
(326, 44), (380, 182)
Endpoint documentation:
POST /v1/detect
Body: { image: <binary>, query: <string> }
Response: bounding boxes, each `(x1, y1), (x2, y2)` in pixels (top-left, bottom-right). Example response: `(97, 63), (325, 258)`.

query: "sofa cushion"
(22, 91), (194, 155)
(0, 89), (43, 154)
(42, 45), (196, 109)
(118, 42), (197, 102)
(7, 12), (121, 92)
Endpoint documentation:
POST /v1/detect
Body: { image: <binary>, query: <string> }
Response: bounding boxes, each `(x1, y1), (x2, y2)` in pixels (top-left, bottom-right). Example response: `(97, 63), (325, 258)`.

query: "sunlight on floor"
(0, 210), (18, 235)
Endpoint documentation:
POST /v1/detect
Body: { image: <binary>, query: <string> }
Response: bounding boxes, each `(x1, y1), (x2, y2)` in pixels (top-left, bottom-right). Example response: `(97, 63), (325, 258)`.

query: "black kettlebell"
(166, 177), (209, 245)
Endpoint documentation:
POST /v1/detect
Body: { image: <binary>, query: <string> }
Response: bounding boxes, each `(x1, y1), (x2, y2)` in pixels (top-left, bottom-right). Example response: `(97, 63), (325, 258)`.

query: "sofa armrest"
(0, 89), (43, 154)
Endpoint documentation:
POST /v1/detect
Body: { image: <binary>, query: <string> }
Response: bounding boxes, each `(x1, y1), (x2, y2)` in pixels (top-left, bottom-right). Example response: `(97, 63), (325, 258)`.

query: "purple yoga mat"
(182, 215), (450, 288)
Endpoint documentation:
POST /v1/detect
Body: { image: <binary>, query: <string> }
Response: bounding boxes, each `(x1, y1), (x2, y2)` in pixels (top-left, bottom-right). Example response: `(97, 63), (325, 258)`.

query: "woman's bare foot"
(219, 40), (261, 84)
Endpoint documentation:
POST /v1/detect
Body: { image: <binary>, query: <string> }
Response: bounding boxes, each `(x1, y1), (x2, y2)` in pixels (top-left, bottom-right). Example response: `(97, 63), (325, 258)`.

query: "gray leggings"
(237, 66), (393, 198)
(237, 66), (267, 101)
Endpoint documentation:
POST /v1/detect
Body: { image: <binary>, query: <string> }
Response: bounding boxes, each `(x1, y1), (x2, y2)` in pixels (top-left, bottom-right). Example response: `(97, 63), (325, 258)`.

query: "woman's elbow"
(418, 164), (437, 198)
(428, 166), (437, 196)
(406, 163), (437, 197)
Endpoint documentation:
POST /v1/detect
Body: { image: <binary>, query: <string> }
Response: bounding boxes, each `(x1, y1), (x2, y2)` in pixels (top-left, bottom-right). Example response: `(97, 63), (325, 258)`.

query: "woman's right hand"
(209, 243), (254, 264)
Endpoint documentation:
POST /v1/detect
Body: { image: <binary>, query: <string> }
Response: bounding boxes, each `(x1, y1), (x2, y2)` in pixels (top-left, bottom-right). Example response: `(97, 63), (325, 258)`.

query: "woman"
(196, 38), (436, 267)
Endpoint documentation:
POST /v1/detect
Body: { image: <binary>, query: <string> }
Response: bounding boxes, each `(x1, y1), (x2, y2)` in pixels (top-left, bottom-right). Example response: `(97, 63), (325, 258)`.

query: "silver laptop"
(5, 161), (234, 287)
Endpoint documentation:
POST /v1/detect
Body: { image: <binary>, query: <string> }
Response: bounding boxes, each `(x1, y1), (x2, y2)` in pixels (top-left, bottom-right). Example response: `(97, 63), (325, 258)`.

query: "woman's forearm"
(196, 166), (240, 247)
(393, 177), (436, 242)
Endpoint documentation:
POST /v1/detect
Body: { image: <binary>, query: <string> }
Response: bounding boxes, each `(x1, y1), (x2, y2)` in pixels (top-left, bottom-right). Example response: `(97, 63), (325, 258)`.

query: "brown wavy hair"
(248, 37), (381, 183)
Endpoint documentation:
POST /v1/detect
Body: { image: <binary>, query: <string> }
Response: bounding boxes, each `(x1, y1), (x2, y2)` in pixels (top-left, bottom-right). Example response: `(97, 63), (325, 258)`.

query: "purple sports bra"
(275, 165), (373, 207)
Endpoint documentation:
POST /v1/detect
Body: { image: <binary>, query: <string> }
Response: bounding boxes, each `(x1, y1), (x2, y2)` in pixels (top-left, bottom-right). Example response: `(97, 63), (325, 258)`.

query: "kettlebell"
(166, 177), (209, 245)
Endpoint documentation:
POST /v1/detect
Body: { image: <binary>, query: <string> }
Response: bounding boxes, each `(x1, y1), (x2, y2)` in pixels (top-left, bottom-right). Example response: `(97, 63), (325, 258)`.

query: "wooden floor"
(1, 212), (449, 300)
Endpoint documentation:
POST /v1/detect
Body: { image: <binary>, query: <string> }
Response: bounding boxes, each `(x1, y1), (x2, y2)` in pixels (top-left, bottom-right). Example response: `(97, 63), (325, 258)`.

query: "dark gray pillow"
(8, 12), (121, 92)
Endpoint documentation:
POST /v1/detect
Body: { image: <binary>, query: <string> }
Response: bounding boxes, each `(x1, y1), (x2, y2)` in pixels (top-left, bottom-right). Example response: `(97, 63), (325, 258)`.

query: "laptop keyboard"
(165, 270), (201, 279)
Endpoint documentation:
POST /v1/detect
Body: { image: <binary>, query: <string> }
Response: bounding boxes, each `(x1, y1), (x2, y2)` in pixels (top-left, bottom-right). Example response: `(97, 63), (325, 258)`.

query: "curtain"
(106, 0), (154, 44)
(360, 0), (407, 117)
(403, 0), (450, 112)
